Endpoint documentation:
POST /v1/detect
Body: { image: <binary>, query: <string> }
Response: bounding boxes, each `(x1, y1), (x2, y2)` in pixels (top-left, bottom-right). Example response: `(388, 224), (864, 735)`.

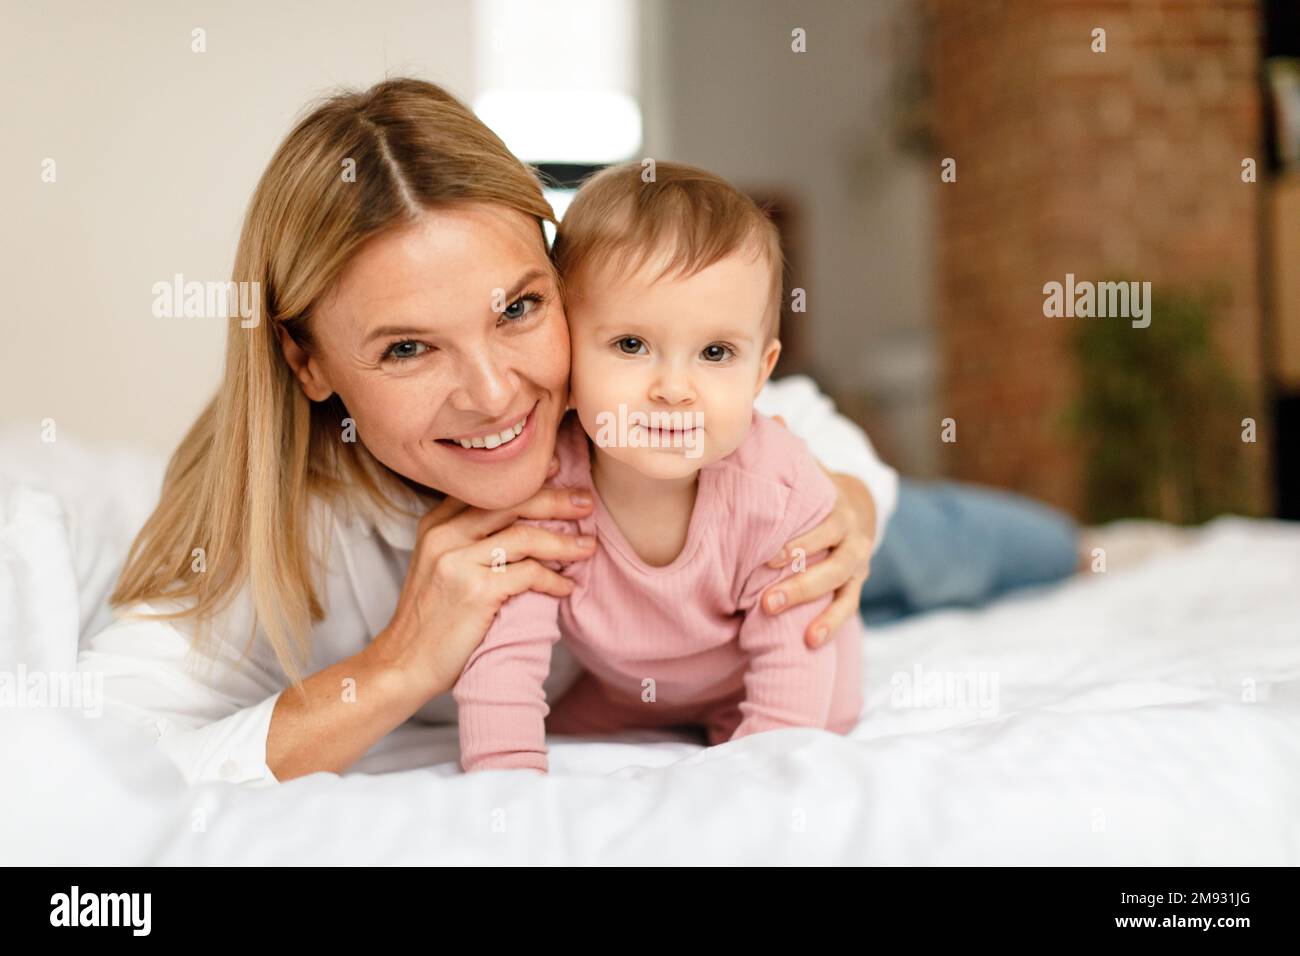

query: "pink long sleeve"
(452, 410), (864, 774)
(728, 445), (840, 738)
(452, 421), (592, 773)
(452, 588), (563, 773)
(732, 559), (837, 738)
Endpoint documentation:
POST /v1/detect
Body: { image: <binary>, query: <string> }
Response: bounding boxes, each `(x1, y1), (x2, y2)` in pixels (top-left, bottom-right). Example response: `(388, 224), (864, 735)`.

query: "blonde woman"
(79, 78), (897, 787)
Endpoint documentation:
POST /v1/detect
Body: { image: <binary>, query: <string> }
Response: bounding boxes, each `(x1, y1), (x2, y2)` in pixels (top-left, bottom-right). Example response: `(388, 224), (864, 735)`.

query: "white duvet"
(2, 429), (1298, 865)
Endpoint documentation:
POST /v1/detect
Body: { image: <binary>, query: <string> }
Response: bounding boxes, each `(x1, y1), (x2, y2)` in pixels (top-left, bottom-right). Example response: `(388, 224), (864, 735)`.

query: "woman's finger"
(501, 485), (594, 523)
(804, 573), (868, 648)
(488, 558), (576, 600)
(476, 523), (597, 567)
(761, 541), (857, 614)
(435, 486), (595, 548)
(767, 506), (850, 568)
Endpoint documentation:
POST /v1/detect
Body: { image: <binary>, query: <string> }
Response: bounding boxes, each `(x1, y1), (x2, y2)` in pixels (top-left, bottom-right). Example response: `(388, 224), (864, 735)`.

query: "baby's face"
(567, 247), (780, 480)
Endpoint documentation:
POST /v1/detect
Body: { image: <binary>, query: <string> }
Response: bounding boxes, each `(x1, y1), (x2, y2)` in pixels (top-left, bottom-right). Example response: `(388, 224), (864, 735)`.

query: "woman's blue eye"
(617, 337), (646, 355)
(384, 340), (428, 362)
(502, 293), (542, 321)
(702, 344), (732, 362)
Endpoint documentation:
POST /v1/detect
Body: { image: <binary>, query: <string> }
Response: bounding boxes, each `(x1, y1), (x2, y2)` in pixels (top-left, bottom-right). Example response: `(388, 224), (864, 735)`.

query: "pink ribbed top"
(452, 410), (864, 772)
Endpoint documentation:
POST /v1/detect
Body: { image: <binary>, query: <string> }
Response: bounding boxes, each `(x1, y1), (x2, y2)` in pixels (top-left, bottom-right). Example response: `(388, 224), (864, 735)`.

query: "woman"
(79, 78), (897, 787)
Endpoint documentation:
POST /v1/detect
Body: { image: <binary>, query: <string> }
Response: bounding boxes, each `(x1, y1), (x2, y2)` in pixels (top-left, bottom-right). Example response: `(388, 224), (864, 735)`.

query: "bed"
(2, 427), (1298, 865)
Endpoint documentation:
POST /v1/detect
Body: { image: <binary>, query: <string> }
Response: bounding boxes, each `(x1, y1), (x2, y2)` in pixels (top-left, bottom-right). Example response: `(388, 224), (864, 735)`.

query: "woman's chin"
(431, 446), (553, 510)
(455, 479), (543, 510)
(406, 396), (563, 508)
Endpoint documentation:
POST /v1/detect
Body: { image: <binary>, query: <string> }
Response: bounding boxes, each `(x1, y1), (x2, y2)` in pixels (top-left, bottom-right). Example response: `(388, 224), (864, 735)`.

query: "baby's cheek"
(699, 413), (749, 463)
(570, 352), (621, 416)
(567, 341), (593, 402)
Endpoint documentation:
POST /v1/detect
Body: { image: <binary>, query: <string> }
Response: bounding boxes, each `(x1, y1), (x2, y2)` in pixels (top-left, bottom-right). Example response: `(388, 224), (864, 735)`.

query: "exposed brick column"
(930, 0), (1267, 517)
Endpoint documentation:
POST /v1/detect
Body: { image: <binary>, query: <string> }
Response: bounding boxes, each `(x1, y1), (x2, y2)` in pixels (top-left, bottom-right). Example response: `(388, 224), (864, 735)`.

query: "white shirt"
(77, 376), (898, 787)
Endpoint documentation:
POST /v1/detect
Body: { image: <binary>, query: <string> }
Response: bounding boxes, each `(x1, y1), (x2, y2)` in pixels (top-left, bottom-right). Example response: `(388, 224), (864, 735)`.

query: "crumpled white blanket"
(2, 429), (1297, 864)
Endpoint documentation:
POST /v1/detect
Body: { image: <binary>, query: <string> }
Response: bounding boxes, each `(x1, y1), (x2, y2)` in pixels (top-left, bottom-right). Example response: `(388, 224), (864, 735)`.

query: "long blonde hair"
(110, 78), (556, 685)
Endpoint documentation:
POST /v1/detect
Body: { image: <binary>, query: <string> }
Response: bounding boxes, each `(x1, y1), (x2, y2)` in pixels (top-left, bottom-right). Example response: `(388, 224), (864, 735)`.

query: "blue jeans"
(859, 480), (1080, 624)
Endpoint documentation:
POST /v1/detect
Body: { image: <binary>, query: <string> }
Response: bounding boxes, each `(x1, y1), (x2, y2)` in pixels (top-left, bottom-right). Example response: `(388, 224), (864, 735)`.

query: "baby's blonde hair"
(552, 161), (785, 340)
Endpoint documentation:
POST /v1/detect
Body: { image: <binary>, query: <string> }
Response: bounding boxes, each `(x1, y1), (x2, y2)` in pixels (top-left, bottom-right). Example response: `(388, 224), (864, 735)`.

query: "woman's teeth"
(457, 417), (526, 450)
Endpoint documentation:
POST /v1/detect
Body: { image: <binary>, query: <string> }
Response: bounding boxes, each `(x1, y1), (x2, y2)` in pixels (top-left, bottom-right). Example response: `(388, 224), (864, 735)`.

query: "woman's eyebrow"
(360, 269), (551, 346)
(363, 323), (428, 346)
(495, 268), (550, 310)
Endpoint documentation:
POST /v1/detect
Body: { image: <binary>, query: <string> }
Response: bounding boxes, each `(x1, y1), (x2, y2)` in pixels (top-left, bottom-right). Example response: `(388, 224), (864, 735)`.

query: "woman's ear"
(754, 338), (783, 396)
(276, 325), (334, 402)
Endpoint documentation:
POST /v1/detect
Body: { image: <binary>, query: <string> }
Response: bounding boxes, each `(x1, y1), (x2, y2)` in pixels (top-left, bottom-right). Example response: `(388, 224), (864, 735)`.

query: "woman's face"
(292, 203), (570, 509)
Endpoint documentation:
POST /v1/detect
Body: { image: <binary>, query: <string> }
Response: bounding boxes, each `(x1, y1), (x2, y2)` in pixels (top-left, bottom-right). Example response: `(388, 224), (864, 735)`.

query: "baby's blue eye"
(617, 337), (645, 355)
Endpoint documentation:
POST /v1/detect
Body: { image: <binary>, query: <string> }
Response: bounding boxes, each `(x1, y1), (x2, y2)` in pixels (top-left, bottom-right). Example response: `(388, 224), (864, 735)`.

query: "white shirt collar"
(366, 485), (425, 552)
(339, 453), (438, 553)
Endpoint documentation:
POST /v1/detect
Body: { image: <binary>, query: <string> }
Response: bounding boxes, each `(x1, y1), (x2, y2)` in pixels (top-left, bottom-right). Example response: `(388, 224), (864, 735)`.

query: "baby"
(453, 161), (863, 772)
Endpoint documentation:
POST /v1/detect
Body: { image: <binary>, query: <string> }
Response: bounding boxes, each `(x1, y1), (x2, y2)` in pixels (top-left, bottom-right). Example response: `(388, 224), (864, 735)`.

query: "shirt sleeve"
(451, 588), (562, 774)
(450, 414), (589, 774)
(78, 608), (284, 788)
(731, 452), (840, 738)
(755, 374), (899, 553)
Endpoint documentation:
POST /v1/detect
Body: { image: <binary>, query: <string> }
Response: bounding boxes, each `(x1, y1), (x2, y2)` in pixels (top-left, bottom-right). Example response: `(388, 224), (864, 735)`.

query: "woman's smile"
(434, 399), (542, 462)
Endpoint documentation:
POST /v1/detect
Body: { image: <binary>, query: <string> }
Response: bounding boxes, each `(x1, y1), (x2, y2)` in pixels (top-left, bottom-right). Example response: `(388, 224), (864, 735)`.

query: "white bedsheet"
(2, 430), (1298, 865)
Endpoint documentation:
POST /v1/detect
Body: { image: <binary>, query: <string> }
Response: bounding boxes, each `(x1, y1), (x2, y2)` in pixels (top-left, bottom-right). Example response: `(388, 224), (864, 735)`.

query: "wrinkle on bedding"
(2, 432), (1297, 864)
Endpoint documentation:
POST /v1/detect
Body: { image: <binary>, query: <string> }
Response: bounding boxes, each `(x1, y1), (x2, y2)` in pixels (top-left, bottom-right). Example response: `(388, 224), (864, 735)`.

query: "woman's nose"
(451, 352), (517, 417)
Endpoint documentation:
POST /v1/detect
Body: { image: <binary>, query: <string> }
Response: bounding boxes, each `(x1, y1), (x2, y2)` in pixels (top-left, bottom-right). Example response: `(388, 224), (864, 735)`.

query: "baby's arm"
(452, 588), (562, 773)
(734, 564), (838, 738)
(730, 430), (845, 738)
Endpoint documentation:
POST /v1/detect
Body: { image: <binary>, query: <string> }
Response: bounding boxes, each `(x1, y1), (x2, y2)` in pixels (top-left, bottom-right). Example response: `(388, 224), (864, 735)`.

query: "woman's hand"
(268, 463), (594, 783)
(762, 470), (878, 649)
(366, 467), (596, 702)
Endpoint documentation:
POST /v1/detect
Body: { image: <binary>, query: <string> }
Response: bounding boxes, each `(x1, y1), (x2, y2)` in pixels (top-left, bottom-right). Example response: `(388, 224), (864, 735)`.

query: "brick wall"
(930, 0), (1268, 518)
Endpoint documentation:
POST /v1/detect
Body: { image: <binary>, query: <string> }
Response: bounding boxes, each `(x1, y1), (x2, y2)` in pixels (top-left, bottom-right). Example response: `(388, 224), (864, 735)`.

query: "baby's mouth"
(635, 422), (701, 443)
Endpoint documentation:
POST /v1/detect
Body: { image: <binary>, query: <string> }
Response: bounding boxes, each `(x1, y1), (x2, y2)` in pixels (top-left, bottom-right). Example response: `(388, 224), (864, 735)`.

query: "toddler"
(453, 161), (863, 772)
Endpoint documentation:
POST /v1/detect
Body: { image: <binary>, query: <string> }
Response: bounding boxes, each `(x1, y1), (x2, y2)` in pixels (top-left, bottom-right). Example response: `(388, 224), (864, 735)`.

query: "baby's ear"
(754, 338), (782, 395)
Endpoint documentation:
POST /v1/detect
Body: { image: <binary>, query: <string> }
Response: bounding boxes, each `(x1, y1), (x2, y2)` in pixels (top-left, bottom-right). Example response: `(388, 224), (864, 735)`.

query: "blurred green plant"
(1066, 285), (1251, 524)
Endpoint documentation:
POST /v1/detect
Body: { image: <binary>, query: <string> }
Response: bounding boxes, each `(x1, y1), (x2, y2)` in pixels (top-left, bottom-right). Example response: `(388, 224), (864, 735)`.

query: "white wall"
(642, 0), (936, 474)
(1, 0), (934, 473)
(0, 0), (475, 454)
